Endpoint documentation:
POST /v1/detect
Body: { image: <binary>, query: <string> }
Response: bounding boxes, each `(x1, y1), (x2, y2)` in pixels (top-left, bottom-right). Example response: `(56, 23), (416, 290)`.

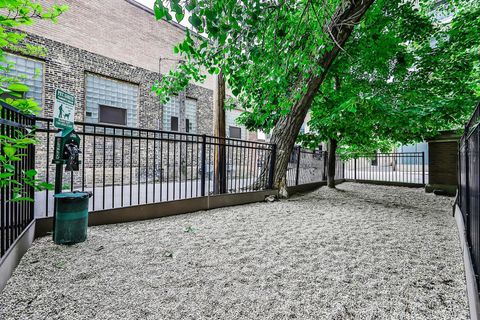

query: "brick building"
(7, 0), (254, 140)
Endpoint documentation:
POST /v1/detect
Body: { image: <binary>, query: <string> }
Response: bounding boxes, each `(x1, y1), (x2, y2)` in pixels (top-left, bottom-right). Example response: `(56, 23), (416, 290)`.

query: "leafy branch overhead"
(0, 0), (67, 201)
(305, 0), (479, 154)
(152, 0), (361, 112)
(151, 0), (478, 192)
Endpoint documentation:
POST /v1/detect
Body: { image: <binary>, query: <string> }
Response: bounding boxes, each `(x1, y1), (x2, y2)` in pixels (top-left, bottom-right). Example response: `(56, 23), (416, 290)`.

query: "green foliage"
(0, 0), (66, 201)
(152, 0), (349, 114)
(152, 0), (478, 156)
(305, 0), (479, 154)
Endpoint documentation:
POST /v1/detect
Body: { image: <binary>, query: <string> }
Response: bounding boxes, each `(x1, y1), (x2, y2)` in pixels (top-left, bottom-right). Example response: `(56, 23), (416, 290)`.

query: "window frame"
(2, 53), (45, 108)
(98, 104), (128, 126)
(84, 72), (140, 128)
(229, 126), (242, 139)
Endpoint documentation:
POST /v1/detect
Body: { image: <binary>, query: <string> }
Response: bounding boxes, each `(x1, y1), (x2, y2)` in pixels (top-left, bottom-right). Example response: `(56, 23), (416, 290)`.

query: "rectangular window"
(85, 73), (138, 127)
(163, 96), (181, 131)
(229, 126), (242, 139)
(226, 109), (247, 140)
(171, 116), (179, 131)
(0, 54), (44, 106)
(99, 105), (127, 125)
(185, 98), (197, 133)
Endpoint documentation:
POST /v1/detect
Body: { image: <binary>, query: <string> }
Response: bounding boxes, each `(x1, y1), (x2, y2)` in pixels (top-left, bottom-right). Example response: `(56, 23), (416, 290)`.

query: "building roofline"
(124, 0), (190, 33)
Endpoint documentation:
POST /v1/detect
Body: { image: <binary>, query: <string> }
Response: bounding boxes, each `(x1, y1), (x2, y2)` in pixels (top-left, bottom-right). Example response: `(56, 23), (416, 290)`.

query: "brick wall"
(18, 0), (216, 90)
(428, 140), (458, 186)
(14, 32), (213, 132)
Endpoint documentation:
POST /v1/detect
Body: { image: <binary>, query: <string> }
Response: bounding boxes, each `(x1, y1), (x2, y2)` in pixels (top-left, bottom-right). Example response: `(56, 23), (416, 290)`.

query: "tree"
(153, 0), (376, 196)
(299, 0), (479, 187)
(0, 0), (67, 201)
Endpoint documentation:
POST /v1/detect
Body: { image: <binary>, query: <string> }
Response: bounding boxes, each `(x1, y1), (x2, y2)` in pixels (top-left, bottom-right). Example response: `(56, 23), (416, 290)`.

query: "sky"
(136, 0), (155, 9)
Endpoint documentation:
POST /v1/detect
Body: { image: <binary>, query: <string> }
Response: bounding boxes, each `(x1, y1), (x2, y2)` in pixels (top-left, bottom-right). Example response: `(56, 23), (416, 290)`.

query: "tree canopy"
(152, 0), (479, 192)
(298, 0), (479, 155)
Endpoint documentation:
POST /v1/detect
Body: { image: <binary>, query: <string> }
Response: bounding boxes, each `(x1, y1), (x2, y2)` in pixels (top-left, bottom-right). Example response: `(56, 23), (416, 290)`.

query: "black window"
(229, 126), (241, 139)
(185, 119), (190, 133)
(171, 116), (179, 131)
(99, 105), (127, 125)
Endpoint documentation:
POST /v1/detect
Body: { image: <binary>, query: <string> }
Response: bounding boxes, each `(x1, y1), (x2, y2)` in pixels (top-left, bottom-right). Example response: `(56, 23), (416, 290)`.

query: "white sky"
(135, 0), (155, 8)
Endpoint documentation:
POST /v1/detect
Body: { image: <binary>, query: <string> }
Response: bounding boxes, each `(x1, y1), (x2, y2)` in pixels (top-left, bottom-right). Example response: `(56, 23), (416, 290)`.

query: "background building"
(7, 0), (263, 140)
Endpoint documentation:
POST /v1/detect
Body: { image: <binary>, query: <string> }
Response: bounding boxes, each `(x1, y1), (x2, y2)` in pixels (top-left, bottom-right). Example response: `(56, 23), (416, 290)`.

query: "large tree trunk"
(268, 0), (375, 197)
(327, 138), (338, 188)
(214, 70), (227, 194)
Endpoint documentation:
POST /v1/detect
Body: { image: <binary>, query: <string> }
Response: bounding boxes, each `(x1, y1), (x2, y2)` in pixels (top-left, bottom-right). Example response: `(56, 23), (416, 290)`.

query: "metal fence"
(0, 102), (35, 258)
(343, 152), (427, 185)
(286, 147), (344, 186)
(458, 103), (480, 290)
(34, 118), (276, 217)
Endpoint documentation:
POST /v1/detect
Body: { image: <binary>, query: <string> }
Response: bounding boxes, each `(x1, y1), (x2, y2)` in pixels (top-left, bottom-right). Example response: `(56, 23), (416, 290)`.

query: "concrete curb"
(454, 204), (480, 320)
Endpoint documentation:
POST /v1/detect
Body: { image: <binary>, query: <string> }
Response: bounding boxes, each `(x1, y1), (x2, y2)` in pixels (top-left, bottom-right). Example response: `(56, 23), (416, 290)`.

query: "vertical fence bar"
(422, 152), (425, 185)
(466, 137), (470, 240)
(354, 157), (357, 181)
(295, 147), (301, 186)
(200, 134), (206, 197)
(268, 144), (276, 189)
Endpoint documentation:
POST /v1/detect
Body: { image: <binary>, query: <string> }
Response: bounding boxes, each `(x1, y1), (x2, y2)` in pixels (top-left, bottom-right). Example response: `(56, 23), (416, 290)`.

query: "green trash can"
(53, 191), (92, 245)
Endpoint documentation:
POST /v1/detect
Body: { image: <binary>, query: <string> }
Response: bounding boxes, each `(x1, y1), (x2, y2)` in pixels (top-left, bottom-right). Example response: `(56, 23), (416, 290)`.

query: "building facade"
(7, 0), (260, 139)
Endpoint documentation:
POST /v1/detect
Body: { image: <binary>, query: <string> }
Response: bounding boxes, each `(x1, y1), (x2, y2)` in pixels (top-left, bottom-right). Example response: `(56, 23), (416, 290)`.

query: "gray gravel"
(0, 183), (469, 319)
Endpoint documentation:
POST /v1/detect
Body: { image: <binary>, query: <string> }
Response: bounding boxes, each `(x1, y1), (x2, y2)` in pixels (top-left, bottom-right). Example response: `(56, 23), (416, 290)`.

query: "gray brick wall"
(13, 32), (213, 133)
(17, 0), (217, 91)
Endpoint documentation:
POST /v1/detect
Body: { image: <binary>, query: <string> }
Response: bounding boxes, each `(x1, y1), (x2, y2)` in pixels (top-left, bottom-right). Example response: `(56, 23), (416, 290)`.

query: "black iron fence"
(343, 152), (427, 185)
(0, 102), (35, 258)
(458, 103), (480, 290)
(286, 147), (344, 186)
(286, 148), (426, 187)
(34, 118), (276, 217)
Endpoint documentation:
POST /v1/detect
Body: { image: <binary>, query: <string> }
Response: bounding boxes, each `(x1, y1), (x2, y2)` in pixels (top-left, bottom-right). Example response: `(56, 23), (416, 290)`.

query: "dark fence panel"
(343, 152), (427, 184)
(34, 118), (275, 217)
(286, 148), (425, 187)
(458, 103), (480, 288)
(286, 147), (344, 187)
(0, 102), (35, 258)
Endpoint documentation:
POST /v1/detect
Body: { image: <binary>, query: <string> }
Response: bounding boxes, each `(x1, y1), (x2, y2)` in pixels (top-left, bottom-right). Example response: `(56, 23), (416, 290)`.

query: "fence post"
(200, 134), (206, 197)
(322, 151), (327, 181)
(268, 144), (276, 189)
(422, 152), (425, 185)
(354, 157), (357, 181)
(29, 116), (36, 221)
(295, 146), (301, 186)
(465, 137), (470, 238)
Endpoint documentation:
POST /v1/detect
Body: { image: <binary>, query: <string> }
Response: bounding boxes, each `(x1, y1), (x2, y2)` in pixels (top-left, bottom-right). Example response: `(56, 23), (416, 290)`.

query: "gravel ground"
(0, 183), (469, 320)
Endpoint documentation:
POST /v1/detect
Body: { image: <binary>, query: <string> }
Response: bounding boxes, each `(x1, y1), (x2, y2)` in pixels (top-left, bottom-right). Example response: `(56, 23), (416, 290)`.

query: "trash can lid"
(54, 191), (91, 200)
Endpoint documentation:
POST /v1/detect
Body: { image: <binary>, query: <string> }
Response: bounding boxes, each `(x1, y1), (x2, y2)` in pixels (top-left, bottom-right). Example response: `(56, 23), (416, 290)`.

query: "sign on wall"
(53, 89), (76, 130)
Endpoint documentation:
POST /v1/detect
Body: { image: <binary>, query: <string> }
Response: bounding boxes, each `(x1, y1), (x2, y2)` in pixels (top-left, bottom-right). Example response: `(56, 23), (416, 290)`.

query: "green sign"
(53, 89), (76, 129)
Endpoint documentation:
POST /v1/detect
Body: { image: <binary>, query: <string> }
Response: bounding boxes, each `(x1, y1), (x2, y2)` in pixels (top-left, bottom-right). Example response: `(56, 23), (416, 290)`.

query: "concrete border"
(35, 190), (278, 238)
(0, 220), (36, 292)
(454, 204), (480, 320)
(345, 179), (424, 188)
(286, 180), (345, 196)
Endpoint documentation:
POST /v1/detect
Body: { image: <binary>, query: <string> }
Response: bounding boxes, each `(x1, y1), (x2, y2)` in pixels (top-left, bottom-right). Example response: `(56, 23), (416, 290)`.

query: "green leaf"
(24, 169), (37, 178)
(0, 172), (13, 179)
(189, 14), (202, 29)
(175, 13), (184, 23)
(3, 145), (16, 158)
(7, 83), (29, 92)
(153, 2), (168, 20)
